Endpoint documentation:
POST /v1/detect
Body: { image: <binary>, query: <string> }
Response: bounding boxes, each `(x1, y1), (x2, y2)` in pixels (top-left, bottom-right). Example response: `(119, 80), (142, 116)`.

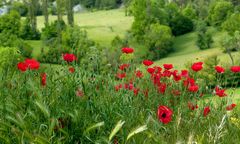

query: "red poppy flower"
(215, 86), (227, 97)
(215, 66), (225, 73)
(151, 73), (161, 86)
(25, 59), (40, 70)
(115, 84), (122, 91)
(69, 67), (75, 73)
(116, 73), (126, 79)
(133, 88), (140, 96)
(17, 59), (40, 72)
(124, 83), (134, 90)
(188, 85), (199, 93)
(172, 71), (181, 81)
(121, 47), (134, 54)
(119, 64), (130, 71)
(157, 105), (173, 124)
(158, 83), (167, 94)
(41, 73), (47, 86)
(162, 70), (172, 77)
(63, 53), (77, 63)
(143, 60), (154, 66)
(147, 67), (155, 74)
(135, 70), (143, 78)
(188, 102), (198, 110)
(17, 62), (28, 72)
(203, 106), (210, 117)
(154, 66), (162, 73)
(183, 77), (195, 87)
(230, 66), (240, 73)
(226, 103), (236, 111)
(163, 64), (173, 70)
(181, 70), (189, 77)
(191, 62), (203, 72)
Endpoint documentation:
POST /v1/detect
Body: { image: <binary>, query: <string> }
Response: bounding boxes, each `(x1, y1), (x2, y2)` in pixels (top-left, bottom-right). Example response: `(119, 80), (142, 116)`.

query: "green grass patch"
(34, 9), (133, 47)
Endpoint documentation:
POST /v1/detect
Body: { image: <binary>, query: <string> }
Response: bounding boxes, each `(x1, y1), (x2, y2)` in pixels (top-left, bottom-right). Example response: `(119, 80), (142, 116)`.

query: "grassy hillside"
(34, 9), (133, 47)
(154, 28), (239, 69)
(29, 10), (240, 70)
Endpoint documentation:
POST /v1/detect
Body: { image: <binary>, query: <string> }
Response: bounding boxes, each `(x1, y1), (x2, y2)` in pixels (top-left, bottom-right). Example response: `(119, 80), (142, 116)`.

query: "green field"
(35, 9), (133, 47)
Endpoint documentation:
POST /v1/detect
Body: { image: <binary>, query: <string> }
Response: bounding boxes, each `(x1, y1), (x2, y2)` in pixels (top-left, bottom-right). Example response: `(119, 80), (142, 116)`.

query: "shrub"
(0, 11), (22, 47)
(20, 18), (41, 40)
(18, 42), (33, 58)
(196, 21), (213, 50)
(38, 47), (65, 64)
(208, 1), (233, 26)
(145, 23), (173, 60)
(182, 5), (197, 20)
(0, 47), (22, 72)
(0, 10), (21, 36)
(41, 20), (66, 46)
(222, 13), (240, 36)
(170, 14), (194, 36)
(11, 2), (28, 16)
(0, 32), (21, 47)
(221, 31), (240, 52)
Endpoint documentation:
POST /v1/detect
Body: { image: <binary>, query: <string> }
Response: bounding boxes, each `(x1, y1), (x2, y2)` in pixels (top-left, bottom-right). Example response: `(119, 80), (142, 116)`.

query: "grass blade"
(108, 120), (125, 142)
(127, 125), (148, 141)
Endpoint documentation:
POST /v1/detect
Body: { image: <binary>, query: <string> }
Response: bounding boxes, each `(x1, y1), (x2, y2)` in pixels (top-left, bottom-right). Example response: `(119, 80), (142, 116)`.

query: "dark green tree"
(42, 0), (49, 26)
(66, 0), (74, 26)
(196, 21), (213, 50)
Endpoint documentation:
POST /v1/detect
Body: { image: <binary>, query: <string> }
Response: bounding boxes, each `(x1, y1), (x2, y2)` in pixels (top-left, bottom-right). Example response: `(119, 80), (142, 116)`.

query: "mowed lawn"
(35, 9), (133, 47)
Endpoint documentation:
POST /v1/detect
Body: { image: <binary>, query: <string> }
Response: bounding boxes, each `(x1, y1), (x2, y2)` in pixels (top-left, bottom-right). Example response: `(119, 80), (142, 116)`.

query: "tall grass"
(0, 55), (240, 143)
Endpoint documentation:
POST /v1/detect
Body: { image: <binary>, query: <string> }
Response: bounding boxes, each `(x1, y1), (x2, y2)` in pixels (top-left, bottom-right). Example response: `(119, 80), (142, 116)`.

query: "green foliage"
(170, 14), (194, 36)
(192, 55), (240, 88)
(164, 2), (179, 20)
(39, 25), (107, 73)
(0, 11), (21, 36)
(20, 18), (41, 40)
(182, 5), (197, 20)
(221, 31), (240, 52)
(208, 1), (234, 26)
(130, 0), (148, 39)
(0, 47), (21, 72)
(222, 13), (240, 36)
(0, 11), (22, 47)
(18, 42), (33, 58)
(11, 2), (28, 16)
(196, 21), (213, 50)
(145, 23), (173, 60)
(41, 20), (66, 46)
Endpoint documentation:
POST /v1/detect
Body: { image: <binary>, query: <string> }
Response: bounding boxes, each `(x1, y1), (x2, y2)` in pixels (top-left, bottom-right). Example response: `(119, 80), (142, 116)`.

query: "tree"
(56, 0), (66, 48)
(42, 0), (49, 26)
(23, 0), (38, 34)
(221, 31), (240, 65)
(222, 13), (240, 36)
(196, 21), (213, 50)
(66, 0), (74, 26)
(170, 14), (194, 36)
(182, 5), (197, 20)
(145, 23), (173, 60)
(208, 1), (234, 26)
